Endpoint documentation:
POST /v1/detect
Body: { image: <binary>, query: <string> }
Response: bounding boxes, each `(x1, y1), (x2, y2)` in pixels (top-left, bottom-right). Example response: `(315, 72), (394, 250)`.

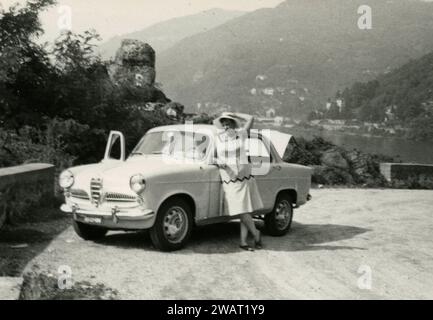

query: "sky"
(1, 0), (284, 43)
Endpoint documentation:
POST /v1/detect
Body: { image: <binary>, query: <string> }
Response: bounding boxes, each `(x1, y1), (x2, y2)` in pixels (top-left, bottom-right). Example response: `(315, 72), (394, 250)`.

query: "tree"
(0, 0), (56, 129)
(0, 0), (54, 82)
(407, 112), (433, 141)
(0, 0), (182, 168)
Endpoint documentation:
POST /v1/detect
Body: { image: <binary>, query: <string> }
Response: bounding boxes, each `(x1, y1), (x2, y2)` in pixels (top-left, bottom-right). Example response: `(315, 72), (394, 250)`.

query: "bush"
(312, 166), (354, 185)
(285, 136), (394, 187)
(0, 120), (76, 171)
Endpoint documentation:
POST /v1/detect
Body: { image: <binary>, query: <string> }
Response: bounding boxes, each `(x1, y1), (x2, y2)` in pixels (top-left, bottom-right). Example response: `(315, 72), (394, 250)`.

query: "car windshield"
(130, 131), (211, 161)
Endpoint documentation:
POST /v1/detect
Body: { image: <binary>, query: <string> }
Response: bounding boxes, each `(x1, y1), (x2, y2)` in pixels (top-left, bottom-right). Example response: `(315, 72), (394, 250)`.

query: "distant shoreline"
(256, 122), (433, 165)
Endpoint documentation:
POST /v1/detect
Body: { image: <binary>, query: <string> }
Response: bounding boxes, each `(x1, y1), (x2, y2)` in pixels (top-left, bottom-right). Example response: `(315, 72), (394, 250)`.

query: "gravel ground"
(0, 208), (70, 277)
(11, 189), (433, 299)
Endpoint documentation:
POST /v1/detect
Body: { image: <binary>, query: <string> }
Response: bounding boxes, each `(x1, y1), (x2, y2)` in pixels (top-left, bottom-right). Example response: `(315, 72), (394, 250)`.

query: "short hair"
(220, 118), (238, 128)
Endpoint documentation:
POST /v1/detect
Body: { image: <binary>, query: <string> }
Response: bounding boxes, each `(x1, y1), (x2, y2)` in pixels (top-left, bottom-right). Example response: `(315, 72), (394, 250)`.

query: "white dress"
(216, 130), (264, 216)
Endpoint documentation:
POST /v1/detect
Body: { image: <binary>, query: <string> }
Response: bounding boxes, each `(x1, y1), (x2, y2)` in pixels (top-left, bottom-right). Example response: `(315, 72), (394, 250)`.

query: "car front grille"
(105, 192), (136, 202)
(90, 178), (102, 203)
(70, 189), (89, 200)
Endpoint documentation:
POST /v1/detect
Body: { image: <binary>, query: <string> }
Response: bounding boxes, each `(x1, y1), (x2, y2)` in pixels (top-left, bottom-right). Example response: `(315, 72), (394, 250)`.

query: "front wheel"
(264, 194), (294, 236)
(73, 220), (108, 240)
(149, 198), (193, 251)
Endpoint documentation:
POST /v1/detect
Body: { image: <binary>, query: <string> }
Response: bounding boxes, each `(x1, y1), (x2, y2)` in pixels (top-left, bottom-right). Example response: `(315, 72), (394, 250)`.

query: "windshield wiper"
(131, 152), (144, 156)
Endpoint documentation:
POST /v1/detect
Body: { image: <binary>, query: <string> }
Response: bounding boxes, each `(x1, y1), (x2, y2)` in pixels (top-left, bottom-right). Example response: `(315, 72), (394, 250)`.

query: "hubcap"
(275, 200), (292, 230)
(163, 206), (188, 243)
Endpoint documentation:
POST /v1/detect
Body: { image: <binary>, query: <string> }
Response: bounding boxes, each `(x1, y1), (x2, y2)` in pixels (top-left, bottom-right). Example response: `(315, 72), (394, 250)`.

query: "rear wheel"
(73, 220), (108, 240)
(150, 198), (193, 251)
(264, 194), (294, 236)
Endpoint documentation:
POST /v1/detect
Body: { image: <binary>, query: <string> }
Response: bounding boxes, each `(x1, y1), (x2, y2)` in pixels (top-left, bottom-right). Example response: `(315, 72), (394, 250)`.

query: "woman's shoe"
(239, 245), (254, 251)
(255, 231), (263, 249)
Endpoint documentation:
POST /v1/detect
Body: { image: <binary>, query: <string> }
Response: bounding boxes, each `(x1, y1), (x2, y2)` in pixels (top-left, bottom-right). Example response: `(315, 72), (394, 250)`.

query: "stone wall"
(0, 164), (55, 229)
(380, 163), (433, 189)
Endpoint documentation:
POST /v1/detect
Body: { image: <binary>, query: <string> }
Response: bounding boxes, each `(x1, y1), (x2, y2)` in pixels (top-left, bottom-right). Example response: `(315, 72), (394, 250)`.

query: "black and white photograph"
(0, 0), (433, 304)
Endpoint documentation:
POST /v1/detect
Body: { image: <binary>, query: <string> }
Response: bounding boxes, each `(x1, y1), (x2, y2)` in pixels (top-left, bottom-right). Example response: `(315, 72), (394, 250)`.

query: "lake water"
(278, 127), (433, 164)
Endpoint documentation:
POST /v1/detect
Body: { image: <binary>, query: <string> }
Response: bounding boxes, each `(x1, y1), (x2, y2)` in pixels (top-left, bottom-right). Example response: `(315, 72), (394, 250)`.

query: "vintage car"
(59, 124), (312, 251)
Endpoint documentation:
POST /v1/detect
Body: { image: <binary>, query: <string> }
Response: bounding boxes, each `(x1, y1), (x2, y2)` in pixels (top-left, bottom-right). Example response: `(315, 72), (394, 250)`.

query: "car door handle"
(273, 165), (282, 171)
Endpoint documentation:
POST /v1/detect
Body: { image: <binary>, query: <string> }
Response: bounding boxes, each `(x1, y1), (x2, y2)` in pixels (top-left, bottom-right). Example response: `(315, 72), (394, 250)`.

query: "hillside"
(156, 0), (433, 118)
(329, 50), (433, 140)
(339, 51), (433, 120)
(98, 8), (244, 59)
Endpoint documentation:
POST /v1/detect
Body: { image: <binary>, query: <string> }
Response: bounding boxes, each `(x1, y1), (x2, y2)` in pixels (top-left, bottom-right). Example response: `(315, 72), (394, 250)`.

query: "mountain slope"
(156, 0), (433, 118)
(98, 8), (244, 59)
(339, 50), (433, 122)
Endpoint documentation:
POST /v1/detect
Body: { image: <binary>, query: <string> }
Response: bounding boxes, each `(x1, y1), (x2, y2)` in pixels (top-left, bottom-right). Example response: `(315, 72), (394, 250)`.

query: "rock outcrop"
(321, 149), (349, 170)
(108, 39), (156, 87)
(285, 137), (392, 187)
(105, 39), (220, 124)
(106, 39), (194, 122)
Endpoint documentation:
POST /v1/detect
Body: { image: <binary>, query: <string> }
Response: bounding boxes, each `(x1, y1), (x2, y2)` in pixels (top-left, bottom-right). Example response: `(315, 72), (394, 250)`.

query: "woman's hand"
(213, 158), (227, 169)
(235, 113), (254, 132)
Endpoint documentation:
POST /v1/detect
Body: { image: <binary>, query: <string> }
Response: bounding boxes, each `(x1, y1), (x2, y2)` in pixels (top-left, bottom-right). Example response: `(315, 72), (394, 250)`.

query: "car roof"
(147, 124), (217, 135)
(146, 124), (290, 160)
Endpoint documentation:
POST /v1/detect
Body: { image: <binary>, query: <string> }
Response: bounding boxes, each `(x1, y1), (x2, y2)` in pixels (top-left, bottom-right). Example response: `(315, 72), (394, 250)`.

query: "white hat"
(213, 114), (242, 129)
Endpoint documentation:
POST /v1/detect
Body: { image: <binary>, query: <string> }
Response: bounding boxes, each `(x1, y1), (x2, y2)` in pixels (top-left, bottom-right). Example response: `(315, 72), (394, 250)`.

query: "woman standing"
(213, 112), (264, 251)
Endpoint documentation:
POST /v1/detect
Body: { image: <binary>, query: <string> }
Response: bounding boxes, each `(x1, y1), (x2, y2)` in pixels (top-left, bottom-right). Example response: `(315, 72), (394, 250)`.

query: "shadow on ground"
(94, 220), (370, 254)
(189, 221), (370, 254)
(0, 208), (70, 276)
(94, 231), (153, 250)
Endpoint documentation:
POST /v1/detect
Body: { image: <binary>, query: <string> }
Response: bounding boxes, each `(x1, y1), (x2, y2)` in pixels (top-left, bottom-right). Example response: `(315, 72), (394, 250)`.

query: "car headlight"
(59, 170), (74, 189)
(130, 174), (146, 194)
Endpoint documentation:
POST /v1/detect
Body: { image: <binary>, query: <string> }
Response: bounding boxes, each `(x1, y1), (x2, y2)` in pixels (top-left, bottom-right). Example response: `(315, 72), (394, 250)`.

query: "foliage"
(0, 0), (177, 169)
(0, 119), (77, 171)
(406, 111), (433, 141)
(0, 0), (54, 83)
(326, 50), (433, 141)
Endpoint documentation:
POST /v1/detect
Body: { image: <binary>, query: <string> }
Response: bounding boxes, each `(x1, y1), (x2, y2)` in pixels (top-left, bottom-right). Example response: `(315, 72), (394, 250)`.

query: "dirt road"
(20, 189), (433, 299)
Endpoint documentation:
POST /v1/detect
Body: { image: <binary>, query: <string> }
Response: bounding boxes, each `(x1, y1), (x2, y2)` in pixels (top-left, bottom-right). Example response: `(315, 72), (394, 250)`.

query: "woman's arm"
(222, 112), (254, 132)
(237, 113), (254, 132)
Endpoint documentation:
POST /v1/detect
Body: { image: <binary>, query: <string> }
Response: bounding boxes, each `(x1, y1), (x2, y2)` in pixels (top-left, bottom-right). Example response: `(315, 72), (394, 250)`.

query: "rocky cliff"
(108, 39), (156, 87)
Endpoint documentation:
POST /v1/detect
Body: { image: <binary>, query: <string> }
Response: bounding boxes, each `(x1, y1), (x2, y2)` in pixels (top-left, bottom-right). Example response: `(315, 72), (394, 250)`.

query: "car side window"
(170, 132), (210, 161)
(245, 137), (272, 167)
(190, 133), (210, 160)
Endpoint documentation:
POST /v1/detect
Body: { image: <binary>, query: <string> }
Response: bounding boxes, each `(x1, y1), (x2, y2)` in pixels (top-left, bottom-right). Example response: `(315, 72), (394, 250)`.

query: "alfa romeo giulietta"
(59, 124), (312, 251)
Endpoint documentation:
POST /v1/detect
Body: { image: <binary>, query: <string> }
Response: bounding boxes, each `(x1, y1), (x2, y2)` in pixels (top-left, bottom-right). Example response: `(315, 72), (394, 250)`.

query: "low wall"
(380, 163), (433, 188)
(0, 163), (55, 229)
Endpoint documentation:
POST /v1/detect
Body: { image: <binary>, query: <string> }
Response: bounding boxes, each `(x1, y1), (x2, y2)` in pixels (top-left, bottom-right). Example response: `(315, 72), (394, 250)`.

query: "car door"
(102, 131), (125, 163)
(181, 130), (222, 221)
(205, 160), (224, 219)
(246, 135), (281, 211)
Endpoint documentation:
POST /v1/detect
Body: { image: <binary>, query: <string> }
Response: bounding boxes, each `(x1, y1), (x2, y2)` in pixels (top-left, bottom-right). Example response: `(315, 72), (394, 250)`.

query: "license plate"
(83, 217), (102, 224)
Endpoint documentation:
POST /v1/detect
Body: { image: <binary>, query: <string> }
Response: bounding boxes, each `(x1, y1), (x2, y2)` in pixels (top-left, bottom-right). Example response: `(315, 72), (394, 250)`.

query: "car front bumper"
(60, 202), (156, 230)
